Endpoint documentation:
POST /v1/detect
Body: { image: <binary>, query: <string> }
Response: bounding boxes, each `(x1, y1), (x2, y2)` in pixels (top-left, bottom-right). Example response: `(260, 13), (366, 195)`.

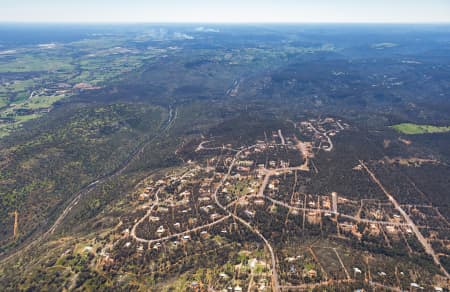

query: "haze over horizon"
(1, 0), (450, 24)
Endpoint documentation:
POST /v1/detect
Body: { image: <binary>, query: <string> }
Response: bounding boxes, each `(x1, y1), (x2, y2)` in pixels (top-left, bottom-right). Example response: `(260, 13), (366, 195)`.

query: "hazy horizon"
(1, 22), (450, 25)
(1, 0), (449, 24)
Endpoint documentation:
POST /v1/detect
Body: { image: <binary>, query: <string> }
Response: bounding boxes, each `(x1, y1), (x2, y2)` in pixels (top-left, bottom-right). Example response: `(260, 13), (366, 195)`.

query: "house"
(149, 216), (160, 222)
(340, 223), (353, 232)
(210, 213), (221, 220)
(369, 223), (380, 235)
(254, 199), (265, 206)
(100, 255), (114, 266)
(237, 166), (250, 172)
(244, 210), (255, 218)
(280, 160), (289, 168)
(155, 179), (166, 186)
(156, 225), (165, 234)
(83, 246), (93, 253)
(307, 211), (321, 225)
(180, 190), (191, 197)
(157, 206), (169, 213)
(392, 214), (401, 222)
(372, 209), (383, 220)
(201, 205), (214, 213)
(238, 160), (254, 167)
(138, 193), (149, 201)
(249, 258), (258, 269)
(219, 273), (229, 279)
(190, 281), (199, 289)
(410, 283), (422, 289)
(385, 225), (397, 234)
(307, 269), (317, 278)
(322, 197), (331, 209)
(290, 265), (296, 273)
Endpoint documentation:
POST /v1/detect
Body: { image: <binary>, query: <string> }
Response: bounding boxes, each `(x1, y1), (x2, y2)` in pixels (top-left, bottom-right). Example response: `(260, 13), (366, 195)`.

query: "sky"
(1, 0), (449, 23)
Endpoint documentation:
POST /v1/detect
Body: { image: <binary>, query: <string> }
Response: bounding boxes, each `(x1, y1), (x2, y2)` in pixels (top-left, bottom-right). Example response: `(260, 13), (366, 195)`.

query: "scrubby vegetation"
(1, 24), (450, 290)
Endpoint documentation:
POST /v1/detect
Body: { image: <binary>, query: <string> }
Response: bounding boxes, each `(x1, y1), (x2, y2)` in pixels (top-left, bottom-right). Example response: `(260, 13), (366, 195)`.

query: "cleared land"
(391, 123), (450, 135)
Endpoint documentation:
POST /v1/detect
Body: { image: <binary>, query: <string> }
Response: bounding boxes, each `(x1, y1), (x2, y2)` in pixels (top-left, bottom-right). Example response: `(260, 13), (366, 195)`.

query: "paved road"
(278, 129), (286, 145)
(210, 145), (281, 292)
(196, 141), (239, 152)
(46, 107), (177, 237)
(280, 279), (355, 291)
(360, 160), (449, 278)
(260, 166), (310, 177)
(0, 106), (177, 263)
(129, 169), (236, 245)
(306, 121), (333, 152)
(130, 188), (161, 242)
(336, 121), (345, 131)
(262, 195), (410, 227)
(257, 174), (271, 197)
(132, 215), (231, 244)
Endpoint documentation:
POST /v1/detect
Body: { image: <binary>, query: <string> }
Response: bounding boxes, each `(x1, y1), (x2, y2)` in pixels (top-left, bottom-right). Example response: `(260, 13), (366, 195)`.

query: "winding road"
(210, 145), (281, 292)
(132, 215), (232, 245)
(195, 140), (239, 152)
(129, 168), (232, 245)
(305, 121), (333, 152)
(0, 106), (177, 263)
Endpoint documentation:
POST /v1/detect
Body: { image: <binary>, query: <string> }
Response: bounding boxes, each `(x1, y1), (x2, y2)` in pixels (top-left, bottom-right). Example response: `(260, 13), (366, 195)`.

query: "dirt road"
(360, 160), (449, 278)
